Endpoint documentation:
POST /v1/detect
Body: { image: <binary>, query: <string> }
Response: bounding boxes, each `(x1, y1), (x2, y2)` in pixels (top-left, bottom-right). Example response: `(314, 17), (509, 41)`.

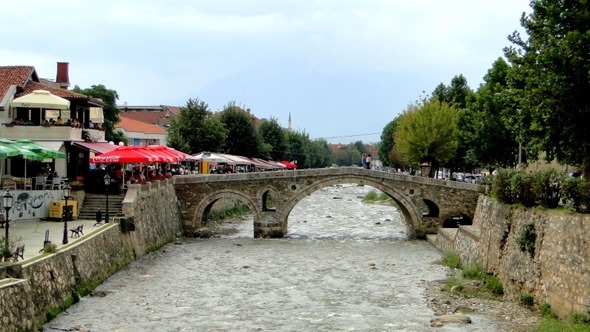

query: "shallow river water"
(43, 184), (507, 332)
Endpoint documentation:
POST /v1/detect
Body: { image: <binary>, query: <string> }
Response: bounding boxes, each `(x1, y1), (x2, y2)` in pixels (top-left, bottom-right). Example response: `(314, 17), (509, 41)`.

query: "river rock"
(430, 314), (472, 327)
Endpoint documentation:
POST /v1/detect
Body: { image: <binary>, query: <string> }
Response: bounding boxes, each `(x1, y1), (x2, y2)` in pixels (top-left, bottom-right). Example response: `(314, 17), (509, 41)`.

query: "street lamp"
(2, 190), (14, 259)
(104, 174), (111, 223)
(61, 184), (71, 245)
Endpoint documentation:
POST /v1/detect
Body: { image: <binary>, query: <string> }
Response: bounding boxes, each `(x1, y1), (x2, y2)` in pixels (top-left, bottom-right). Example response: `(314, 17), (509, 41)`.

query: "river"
(43, 184), (517, 331)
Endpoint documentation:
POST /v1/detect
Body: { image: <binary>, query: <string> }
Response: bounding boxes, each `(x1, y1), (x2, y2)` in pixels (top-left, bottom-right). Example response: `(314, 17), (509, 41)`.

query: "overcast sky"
(1, 0), (531, 143)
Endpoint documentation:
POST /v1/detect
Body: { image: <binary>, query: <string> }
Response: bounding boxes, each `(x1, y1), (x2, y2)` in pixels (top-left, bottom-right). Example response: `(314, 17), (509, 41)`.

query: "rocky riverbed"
(422, 270), (541, 331)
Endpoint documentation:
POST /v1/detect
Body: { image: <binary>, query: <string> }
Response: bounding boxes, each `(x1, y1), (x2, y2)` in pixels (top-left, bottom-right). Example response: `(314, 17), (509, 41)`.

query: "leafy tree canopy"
(167, 98), (227, 154)
(72, 84), (124, 143)
(394, 98), (459, 177)
(258, 117), (287, 161)
(505, 0), (590, 174)
(219, 103), (261, 157)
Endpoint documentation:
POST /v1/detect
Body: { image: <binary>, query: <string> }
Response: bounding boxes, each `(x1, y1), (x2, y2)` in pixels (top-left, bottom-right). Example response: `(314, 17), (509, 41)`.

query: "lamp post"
(104, 174), (111, 223)
(61, 184), (71, 245)
(2, 190), (14, 259)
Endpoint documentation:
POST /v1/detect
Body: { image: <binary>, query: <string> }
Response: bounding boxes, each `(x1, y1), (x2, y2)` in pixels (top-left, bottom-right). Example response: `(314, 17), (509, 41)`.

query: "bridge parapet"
(173, 167), (480, 238)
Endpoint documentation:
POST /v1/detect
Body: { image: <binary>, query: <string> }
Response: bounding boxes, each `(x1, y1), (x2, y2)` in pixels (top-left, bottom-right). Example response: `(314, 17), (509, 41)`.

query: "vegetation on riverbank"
(441, 252), (590, 331)
(362, 190), (391, 204)
(209, 204), (251, 222)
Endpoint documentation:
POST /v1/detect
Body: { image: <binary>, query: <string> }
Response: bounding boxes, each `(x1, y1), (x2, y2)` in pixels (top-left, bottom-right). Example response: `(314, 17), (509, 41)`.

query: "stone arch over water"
(279, 176), (422, 238)
(191, 189), (259, 226)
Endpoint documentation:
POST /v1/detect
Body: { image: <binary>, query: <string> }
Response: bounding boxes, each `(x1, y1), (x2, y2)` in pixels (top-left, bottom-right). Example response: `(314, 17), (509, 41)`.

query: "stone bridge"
(173, 167), (481, 239)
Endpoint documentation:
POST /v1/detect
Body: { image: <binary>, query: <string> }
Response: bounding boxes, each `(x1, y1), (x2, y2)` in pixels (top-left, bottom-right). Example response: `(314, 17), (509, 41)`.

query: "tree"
(219, 103), (261, 157)
(462, 58), (520, 169)
(394, 99), (459, 177)
(379, 117), (400, 167)
(333, 144), (361, 167)
(284, 130), (310, 168)
(167, 98), (227, 154)
(505, 0), (590, 176)
(72, 84), (125, 144)
(258, 117), (288, 161)
(431, 75), (475, 172)
(307, 138), (334, 168)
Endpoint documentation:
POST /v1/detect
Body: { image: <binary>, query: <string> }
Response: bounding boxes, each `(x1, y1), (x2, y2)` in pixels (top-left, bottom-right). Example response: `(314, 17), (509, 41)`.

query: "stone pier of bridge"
(173, 167), (481, 239)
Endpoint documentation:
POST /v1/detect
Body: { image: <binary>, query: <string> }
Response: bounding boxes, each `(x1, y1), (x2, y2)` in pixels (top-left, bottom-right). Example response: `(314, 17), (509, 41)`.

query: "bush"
(462, 264), (486, 280)
(518, 224), (537, 257)
(519, 293), (534, 307)
(510, 171), (536, 207)
(491, 169), (519, 204)
(540, 303), (557, 319)
(562, 177), (590, 213)
(485, 276), (504, 295)
(442, 252), (462, 269)
(531, 169), (566, 208)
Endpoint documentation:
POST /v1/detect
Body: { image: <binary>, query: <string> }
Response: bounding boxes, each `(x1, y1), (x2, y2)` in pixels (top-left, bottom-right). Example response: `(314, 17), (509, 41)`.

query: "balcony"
(1, 124), (105, 142)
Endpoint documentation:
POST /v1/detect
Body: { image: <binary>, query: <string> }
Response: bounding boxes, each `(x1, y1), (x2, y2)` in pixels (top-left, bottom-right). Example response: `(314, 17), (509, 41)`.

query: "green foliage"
(258, 117), (288, 161)
(569, 311), (590, 325)
(332, 143), (362, 167)
(441, 251), (462, 269)
(505, 0), (590, 171)
(562, 177), (590, 213)
(461, 58), (520, 170)
(43, 242), (57, 253)
(518, 224), (537, 258)
(490, 169), (520, 204)
(531, 169), (565, 209)
(72, 84), (123, 143)
(379, 118), (399, 167)
(209, 204), (251, 222)
(394, 98), (459, 177)
(167, 98), (228, 154)
(539, 303), (557, 319)
(284, 130), (311, 168)
(462, 264), (487, 280)
(219, 103), (262, 157)
(485, 276), (504, 295)
(363, 190), (389, 203)
(510, 171), (536, 207)
(519, 293), (535, 307)
(307, 138), (334, 168)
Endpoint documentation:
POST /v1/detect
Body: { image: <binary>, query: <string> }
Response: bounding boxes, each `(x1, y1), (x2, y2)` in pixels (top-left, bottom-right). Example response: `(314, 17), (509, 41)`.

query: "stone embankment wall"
(0, 179), (182, 332)
(431, 194), (590, 318)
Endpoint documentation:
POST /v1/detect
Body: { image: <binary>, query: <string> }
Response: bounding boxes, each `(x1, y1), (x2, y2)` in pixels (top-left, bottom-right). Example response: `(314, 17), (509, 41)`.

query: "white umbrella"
(191, 152), (234, 164)
(10, 90), (70, 110)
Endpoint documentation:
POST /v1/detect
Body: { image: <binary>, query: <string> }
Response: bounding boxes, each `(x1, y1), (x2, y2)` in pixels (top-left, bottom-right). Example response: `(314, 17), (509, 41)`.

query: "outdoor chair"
(23, 177), (33, 190)
(52, 177), (62, 190)
(2, 179), (17, 190)
(12, 244), (25, 262)
(35, 176), (46, 190)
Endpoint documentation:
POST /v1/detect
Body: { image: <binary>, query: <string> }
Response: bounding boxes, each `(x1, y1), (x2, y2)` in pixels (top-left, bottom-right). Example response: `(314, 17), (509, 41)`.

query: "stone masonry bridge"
(173, 167), (481, 239)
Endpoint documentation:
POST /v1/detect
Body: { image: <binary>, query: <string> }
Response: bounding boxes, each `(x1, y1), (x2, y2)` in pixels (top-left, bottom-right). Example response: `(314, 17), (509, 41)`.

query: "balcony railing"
(0, 124), (105, 142)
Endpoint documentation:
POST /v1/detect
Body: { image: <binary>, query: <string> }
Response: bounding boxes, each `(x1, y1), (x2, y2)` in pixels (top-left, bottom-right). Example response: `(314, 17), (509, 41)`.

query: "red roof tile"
(117, 116), (168, 135)
(0, 66), (37, 102)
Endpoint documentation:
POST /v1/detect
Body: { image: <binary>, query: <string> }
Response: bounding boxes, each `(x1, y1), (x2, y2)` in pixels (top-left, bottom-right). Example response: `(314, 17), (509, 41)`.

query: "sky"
(1, 0), (531, 144)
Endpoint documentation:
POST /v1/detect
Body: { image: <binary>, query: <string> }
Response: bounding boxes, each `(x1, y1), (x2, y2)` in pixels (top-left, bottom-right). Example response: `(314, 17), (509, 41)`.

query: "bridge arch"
(191, 189), (260, 227)
(279, 175), (422, 237)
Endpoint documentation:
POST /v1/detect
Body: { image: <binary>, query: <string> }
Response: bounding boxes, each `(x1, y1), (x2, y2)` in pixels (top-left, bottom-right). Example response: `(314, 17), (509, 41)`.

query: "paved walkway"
(2, 218), (109, 262)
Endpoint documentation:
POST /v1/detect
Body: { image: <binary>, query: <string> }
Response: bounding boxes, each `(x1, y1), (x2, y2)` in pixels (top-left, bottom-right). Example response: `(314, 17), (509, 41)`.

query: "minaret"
(288, 112), (292, 131)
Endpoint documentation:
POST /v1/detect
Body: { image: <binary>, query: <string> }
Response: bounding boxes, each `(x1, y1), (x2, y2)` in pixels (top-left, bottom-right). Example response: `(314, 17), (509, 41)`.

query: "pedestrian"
(361, 153), (367, 168)
(366, 154), (372, 169)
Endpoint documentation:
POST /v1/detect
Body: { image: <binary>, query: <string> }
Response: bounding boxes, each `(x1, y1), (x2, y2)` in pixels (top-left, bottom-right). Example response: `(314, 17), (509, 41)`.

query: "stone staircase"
(78, 193), (123, 220)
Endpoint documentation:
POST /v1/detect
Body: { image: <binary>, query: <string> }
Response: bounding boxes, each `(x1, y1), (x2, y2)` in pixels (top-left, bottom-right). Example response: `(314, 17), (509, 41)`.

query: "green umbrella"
(15, 139), (66, 159)
(0, 139), (45, 182)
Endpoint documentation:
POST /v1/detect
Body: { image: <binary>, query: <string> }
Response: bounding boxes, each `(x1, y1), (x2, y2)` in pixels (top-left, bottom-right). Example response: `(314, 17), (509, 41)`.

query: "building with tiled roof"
(0, 62), (110, 183)
(116, 116), (168, 146)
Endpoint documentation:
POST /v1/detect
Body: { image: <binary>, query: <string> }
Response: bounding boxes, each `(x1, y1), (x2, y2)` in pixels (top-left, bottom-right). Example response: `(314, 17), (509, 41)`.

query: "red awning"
(74, 141), (117, 154)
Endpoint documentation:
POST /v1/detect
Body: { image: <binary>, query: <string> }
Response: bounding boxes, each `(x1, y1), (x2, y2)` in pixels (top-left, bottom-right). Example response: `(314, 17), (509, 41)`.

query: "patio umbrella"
(10, 90), (70, 110)
(15, 139), (66, 159)
(191, 152), (234, 164)
(0, 139), (45, 182)
(90, 146), (159, 164)
(279, 161), (297, 169)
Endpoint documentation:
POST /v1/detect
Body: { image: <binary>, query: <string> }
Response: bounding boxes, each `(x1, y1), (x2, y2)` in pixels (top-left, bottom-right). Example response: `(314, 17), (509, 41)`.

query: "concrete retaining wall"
(432, 194), (590, 318)
(0, 179), (182, 332)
